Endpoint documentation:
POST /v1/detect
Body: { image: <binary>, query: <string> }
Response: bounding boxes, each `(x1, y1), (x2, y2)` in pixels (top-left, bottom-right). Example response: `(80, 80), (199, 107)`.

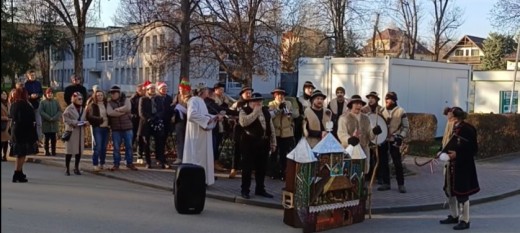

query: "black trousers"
(270, 136), (295, 178)
(132, 119), (144, 155)
(212, 129), (224, 161)
(241, 137), (269, 194)
(378, 141), (404, 186)
(44, 132), (57, 154)
(143, 134), (167, 165)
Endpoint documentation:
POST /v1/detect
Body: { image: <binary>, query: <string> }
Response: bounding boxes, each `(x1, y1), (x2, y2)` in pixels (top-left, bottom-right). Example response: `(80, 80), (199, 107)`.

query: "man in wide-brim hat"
(362, 91), (383, 115)
(268, 87), (297, 180)
(338, 95), (382, 173)
(303, 89), (330, 148)
(238, 92), (276, 199)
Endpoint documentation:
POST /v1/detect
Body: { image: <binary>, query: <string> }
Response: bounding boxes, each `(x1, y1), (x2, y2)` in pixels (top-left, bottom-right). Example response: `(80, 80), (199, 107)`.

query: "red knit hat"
(178, 77), (191, 91)
(143, 80), (155, 89)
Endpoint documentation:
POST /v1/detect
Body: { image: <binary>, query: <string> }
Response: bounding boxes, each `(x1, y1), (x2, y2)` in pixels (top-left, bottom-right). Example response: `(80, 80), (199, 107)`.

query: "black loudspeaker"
(173, 163), (206, 214)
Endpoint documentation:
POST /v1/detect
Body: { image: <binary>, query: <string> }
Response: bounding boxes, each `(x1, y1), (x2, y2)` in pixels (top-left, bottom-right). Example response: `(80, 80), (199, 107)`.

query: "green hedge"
(466, 113), (520, 159)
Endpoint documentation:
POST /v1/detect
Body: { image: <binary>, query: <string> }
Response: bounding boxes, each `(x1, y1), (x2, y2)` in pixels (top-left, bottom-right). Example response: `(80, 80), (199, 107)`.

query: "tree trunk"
(74, 27), (85, 84)
(179, 0), (190, 83)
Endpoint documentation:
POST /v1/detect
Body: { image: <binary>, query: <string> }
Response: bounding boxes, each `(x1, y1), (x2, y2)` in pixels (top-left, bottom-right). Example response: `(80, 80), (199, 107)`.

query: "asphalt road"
(2, 162), (519, 233)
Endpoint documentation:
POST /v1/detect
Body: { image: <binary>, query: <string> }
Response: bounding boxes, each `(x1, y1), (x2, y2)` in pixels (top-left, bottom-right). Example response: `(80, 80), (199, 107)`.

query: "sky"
(99, 0), (497, 39)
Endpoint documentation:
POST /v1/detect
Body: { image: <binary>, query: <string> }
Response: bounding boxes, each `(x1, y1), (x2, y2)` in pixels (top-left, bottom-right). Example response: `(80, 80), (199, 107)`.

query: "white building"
(473, 71), (519, 113)
(50, 23), (280, 96)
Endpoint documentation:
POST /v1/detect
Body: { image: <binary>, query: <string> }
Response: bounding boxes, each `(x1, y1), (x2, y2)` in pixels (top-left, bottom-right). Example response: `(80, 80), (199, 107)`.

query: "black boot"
(65, 154), (72, 176)
(453, 221), (470, 230)
(51, 139), (57, 156)
(74, 154), (81, 175)
(44, 141), (50, 156)
(12, 171), (28, 183)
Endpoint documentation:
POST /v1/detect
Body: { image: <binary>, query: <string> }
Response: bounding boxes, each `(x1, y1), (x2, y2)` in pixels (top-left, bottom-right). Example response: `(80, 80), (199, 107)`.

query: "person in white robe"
(183, 87), (222, 186)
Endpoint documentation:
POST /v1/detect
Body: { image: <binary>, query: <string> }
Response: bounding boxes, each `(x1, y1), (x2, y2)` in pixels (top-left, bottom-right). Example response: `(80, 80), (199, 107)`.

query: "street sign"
(500, 90), (518, 113)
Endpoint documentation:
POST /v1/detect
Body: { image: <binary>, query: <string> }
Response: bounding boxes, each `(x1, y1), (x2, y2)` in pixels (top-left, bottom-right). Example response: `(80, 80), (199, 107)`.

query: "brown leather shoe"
(126, 164), (138, 171)
(229, 169), (237, 178)
(214, 162), (227, 172)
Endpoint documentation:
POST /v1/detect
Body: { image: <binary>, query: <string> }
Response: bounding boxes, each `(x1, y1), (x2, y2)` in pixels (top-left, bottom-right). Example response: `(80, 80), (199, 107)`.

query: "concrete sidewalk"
(15, 147), (520, 214)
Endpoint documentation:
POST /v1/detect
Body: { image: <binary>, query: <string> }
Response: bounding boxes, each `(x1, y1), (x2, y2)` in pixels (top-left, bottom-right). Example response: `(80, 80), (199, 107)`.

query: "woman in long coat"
(39, 88), (62, 156)
(62, 92), (89, 176)
(10, 87), (38, 182)
(1, 91), (10, 161)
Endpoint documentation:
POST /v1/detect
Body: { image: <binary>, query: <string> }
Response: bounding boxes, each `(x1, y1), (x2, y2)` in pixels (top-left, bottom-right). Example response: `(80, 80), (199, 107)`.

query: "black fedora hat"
(239, 86), (254, 95)
(347, 94), (366, 109)
(246, 92), (264, 102)
(303, 81), (315, 89)
(310, 89), (326, 101)
(385, 91), (398, 101)
(213, 82), (226, 89)
(271, 87), (286, 95)
(366, 91), (380, 100)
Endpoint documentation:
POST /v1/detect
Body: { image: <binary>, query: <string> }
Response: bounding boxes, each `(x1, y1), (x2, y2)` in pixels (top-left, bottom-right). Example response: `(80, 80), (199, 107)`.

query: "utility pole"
(509, 32), (520, 113)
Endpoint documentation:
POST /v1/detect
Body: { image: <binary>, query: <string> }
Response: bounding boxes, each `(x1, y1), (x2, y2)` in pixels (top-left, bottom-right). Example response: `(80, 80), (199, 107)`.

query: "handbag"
(61, 130), (72, 141)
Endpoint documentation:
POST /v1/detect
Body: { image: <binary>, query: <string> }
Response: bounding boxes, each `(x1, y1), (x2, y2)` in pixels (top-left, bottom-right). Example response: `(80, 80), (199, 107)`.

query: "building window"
(471, 49), (479, 56)
(145, 36), (150, 53)
(132, 68), (137, 84)
(115, 40), (119, 57)
(152, 35), (158, 52)
(159, 34), (165, 47)
(139, 67), (143, 83)
(97, 41), (113, 61)
(86, 44), (90, 58)
(145, 67), (150, 81)
(151, 67), (157, 81)
(91, 43), (95, 58)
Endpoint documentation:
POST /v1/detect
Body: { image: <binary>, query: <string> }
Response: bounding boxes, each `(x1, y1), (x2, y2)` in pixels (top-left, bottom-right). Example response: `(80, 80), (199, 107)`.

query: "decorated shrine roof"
(345, 144), (367, 159)
(312, 133), (345, 154)
(287, 138), (317, 163)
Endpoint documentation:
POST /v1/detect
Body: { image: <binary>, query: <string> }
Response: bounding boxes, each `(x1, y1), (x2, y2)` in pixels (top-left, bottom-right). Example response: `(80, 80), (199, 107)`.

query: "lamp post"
(509, 32), (520, 113)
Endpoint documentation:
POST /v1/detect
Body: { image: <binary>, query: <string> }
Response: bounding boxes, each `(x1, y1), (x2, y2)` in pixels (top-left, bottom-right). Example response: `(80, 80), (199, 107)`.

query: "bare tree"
(114, 0), (201, 82)
(430, 0), (463, 61)
(395, 0), (420, 59)
(280, 0), (329, 72)
(42, 0), (99, 80)
(490, 0), (520, 34)
(15, 0), (68, 86)
(195, 0), (281, 87)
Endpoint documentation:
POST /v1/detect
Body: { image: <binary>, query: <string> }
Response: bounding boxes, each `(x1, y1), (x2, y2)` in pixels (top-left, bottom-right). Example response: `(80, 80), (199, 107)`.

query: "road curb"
(26, 158), (520, 214)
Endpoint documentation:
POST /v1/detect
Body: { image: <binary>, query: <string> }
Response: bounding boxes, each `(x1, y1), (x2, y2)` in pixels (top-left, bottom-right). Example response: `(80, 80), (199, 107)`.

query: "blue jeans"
(112, 130), (133, 166)
(92, 127), (109, 166)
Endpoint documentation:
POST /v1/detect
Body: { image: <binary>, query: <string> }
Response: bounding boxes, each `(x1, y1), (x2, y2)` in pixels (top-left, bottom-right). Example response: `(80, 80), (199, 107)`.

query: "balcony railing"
(448, 56), (481, 63)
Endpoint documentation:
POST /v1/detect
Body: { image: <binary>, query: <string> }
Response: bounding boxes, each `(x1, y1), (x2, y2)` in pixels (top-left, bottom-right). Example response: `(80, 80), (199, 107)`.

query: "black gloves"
(372, 125), (382, 135)
(393, 134), (403, 147)
(348, 136), (360, 146)
(279, 102), (286, 110)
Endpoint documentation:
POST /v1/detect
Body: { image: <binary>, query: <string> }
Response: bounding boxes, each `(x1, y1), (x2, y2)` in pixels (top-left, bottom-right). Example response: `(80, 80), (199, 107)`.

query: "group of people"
(1, 71), (480, 230)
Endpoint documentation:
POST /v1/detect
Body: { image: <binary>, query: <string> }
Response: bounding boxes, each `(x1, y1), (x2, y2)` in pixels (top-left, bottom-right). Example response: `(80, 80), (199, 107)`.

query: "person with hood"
(327, 86), (349, 139)
(183, 85), (222, 186)
(39, 88), (62, 156)
(295, 81), (315, 142)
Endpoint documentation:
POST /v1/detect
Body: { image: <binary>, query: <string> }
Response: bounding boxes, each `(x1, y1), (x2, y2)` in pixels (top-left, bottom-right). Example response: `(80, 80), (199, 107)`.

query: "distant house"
(280, 26), (329, 72)
(443, 35), (485, 70)
(361, 28), (434, 61)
